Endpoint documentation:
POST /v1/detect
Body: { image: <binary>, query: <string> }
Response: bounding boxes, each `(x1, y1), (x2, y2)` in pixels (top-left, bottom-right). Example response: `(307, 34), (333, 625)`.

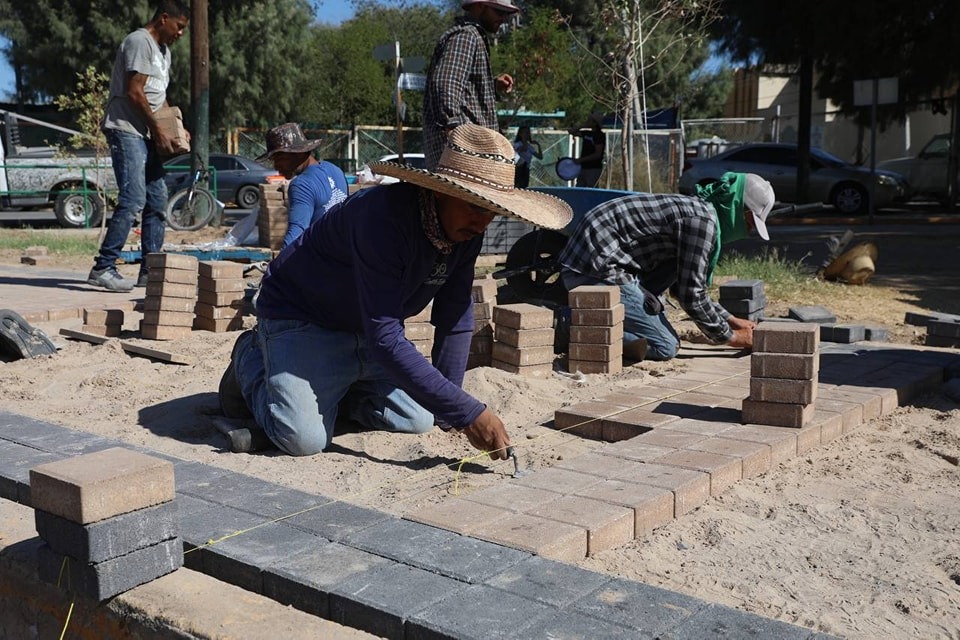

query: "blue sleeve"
(282, 175), (327, 249)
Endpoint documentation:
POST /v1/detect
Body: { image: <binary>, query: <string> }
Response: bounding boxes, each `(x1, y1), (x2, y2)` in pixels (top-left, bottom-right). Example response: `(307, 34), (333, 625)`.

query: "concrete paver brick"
(660, 418), (737, 437)
(469, 512), (587, 562)
(140, 322), (193, 340)
(198, 260), (245, 279)
(599, 439), (678, 463)
(634, 428), (707, 449)
(146, 252), (198, 271)
(687, 437), (771, 479)
(47, 307), (81, 320)
(616, 462), (710, 517)
(651, 449), (742, 496)
(567, 358), (623, 375)
(492, 303), (554, 329)
(820, 387), (884, 421)
(178, 470), (324, 520)
(813, 397), (864, 434)
(820, 323), (867, 343)
(569, 324), (624, 344)
(842, 384), (899, 414)
(751, 352), (819, 380)
(666, 603), (816, 639)
(718, 279), (764, 299)
(471, 278), (498, 303)
(568, 341), (623, 362)
(492, 342), (554, 366)
(408, 583), (557, 640)
(602, 408), (679, 441)
(720, 425), (797, 465)
(149, 268), (198, 285)
(741, 398), (815, 428)
(142, 309), (194, 327)
(753, 322), (820, 354)
(262, 541), (394, 618)
(35, 501), (179, 564)
(750, 377), (818, 404)
(574, 479), (674, 538)
(527, 494), (634, 555)
(142, 295), (196, 313)
(461, 483), (562, 513)
(473, 300), (494, 320)
(177, 503), (269, 562)
(490, 359), (554, 377)
(283, 501), (394, 543)
(795, 424), (822, 454)
(483, 555), (612, 608)
(403, 499), (512, 536)
(571, 578), (708, 637)
(568, 285), (621, 309)
(810, 410), (843, 444)
(37, 537), (182, 602)
(570, 304), (625, 327)
(554, 400), (631, 439)
(522, 609), (646, 639)
(514, 467), (605, 496)
(600, 390), (664, 409)
(83, 308), (125, 325)
(0, 441), (62, 503)
(330, 563), (470, 640)
(787, 305), (837, 324)
(29, 447), (175, 524)
(197, 277), (244, 293)
(494, 326), (554, 348)
(145, 281), (197, 299)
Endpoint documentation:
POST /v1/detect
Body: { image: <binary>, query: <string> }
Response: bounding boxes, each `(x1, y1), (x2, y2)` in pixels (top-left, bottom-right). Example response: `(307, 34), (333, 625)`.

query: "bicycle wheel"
(165, 187), (217, 231)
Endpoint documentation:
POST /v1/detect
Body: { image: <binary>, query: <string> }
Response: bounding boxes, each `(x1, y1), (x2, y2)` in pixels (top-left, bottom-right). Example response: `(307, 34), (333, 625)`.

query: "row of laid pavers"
(405, 344), (959, 564)
(0, 409), (834, 639)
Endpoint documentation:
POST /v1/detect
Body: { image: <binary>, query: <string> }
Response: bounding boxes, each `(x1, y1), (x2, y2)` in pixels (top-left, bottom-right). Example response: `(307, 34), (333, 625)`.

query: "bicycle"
(164, 158), (219, 231)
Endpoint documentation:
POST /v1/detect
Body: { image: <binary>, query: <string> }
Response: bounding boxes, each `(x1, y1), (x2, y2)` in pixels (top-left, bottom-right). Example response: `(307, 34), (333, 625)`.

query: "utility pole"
(190, 0), (214, 224)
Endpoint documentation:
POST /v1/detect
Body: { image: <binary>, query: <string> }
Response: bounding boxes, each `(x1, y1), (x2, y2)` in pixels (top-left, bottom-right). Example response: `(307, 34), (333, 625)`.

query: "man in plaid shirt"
(423, 0), (518, 170)
(559, 173), (776, 361)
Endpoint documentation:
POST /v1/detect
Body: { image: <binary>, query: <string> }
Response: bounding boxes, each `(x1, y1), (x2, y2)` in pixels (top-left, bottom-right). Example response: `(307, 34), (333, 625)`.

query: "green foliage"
(0, 230), (101, 255)
(713, 247), (821, 301)
(53, 66), (110, 154)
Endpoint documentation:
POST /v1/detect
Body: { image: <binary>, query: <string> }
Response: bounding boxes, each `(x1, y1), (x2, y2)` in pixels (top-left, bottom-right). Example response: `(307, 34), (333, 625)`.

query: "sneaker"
(87, 267), (135, 292)
(136, 272), (149, 287)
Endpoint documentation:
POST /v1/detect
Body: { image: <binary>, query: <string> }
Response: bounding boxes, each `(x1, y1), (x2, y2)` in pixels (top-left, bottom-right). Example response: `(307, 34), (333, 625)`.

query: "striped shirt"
(559, 193), (733, 343)
(423, 17), (498, 169)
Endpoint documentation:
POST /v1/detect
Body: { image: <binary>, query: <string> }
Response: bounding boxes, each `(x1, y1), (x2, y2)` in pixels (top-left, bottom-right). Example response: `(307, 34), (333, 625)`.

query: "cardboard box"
(155, 105), (190, 154)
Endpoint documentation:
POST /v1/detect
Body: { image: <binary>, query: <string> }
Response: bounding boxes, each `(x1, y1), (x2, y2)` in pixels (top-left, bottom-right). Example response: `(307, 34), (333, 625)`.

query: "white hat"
(462, 0), (520, 13)
(742, 173), (775, 241)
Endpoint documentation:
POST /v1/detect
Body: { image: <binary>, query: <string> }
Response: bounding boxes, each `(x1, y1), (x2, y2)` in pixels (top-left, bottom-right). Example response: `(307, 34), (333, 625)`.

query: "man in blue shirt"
(257, 123), (348, 249)
(219, 124), (572, 457)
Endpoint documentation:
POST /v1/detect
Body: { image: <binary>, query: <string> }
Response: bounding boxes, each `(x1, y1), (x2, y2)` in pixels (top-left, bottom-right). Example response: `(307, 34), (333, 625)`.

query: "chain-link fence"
(680, 118), (766, 159)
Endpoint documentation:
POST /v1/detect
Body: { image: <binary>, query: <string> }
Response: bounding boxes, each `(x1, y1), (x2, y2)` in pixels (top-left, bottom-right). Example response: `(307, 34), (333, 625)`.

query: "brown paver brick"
(574, 480), (674, 538)
(569, 324), (624, 345)
(197, 289), (245, 307)
(660, 418), (737, 437)
(514, 467), (604, 495)
(140, 323), (193, 340)
(492, 342), (554, 366)
(527, 495), (633, 556)
(197, 278), (244, 293)
(48, 307), (81, 321)
(470, 512), (587, 562)
(633, 429), (707, 449)
(749, 377), (818, 404)
(570, 305), (625, 327)
(404, 499), (512, 535)
(29, 447), (175, 524)
(688, 437), (771, 479)
(198, 260), (245, 280)
(567, 359), (623, 375)
(753, 322), (820, 354)
(721, 424), (797, 465)
(492, 303), (554, 329)
(554, 452), (649, 479)
(795, 424), (822, 454)
(568, 285), (620, 309)
(146, 252), (198, 271)
(843, 384), (899, 415)
(149, 268), (198, 285)
(811, 410), (843, 444)
(751, 352), (820, 380)
(471, 278), (498, 303)
(554, 401), (630, 439)
(404, 322), (435, 341)
(143, 296), (196, 312)
(461, 483), (561, 513)
(697, 381), (750, 399)
(601, 408), (680, 441)
(622, 462), (711, 517)
(819, 388), (883, 421)
(599, 440), (678, 463)
(490, 360), (553, 377)
(143, 309), (194, 327)
(194, 303), (243, 321)
(741, 398), (814, 428)
(473, 300), (494, 320)
(145, 281), (196, 299)
(83, 308), (125, 325)
(651, 449), (742, 496)
(494, 326), (554, 348)
(813, 397), (863, 434)
(568, 342), (623, 362)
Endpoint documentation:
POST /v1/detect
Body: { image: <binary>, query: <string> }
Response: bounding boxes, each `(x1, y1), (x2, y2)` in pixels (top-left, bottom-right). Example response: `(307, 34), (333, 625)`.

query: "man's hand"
(727, 316), (757, 349)
(461, 407), (511, 460)
(152, 129), (177, 157)
(495, 73), (514, 94)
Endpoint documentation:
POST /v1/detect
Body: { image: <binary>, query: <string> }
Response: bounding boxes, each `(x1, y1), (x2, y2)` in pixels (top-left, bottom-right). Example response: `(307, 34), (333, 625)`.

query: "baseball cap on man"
(462, 0), (520, 13)
(742, 173), (775, 240)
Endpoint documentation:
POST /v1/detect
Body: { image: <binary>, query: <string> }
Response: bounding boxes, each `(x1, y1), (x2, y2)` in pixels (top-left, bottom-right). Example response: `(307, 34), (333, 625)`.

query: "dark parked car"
(163, 153), (279, 209)
(678, 143), (908, 214)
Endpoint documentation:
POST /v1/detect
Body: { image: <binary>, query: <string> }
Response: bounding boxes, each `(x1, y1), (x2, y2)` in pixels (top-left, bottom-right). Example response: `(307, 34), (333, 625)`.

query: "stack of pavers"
(194, 260), (246, 333)
(567, 285), (624, 374)
(718, 278), (765, 322)
(742, 322), (820, 428)
(924, 315), (960, 349)
(468, 278), (498, 369)
(142, 253), (198, 340)
(491, 302), (555, 377)
(258, 181), (289, 251)
(405, 304), (434, 363)
(29, 447), (182, 601)
(82, 307), (124, 337)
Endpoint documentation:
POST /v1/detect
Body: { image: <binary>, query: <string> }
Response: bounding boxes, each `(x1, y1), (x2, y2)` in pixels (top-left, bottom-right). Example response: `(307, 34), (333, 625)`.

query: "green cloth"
(696, 172), (746, 283)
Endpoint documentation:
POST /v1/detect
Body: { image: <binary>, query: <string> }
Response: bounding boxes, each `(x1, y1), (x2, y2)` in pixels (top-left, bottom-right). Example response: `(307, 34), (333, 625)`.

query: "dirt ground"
(1, 223), (959, 639)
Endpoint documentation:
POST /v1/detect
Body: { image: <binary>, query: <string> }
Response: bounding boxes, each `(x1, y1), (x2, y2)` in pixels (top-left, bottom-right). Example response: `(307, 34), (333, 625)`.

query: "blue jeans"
(562, 266), (680, 361)
(94, 129), (167, 275)
(233, 319), (435, 456)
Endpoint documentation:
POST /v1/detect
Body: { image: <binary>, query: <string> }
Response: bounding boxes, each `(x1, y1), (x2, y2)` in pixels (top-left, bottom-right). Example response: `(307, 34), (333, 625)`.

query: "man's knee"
(645, 338), (680, 361)
(269, 422), (330, 456)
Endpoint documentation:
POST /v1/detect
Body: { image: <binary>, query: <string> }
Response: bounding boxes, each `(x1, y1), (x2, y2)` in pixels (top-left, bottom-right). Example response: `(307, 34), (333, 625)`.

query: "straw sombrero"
(370, 124), (573, 230)
(822, 241), (878, 285)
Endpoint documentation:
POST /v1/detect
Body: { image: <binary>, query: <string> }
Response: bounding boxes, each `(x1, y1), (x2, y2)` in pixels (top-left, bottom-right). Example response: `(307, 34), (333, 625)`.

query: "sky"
(0, 0), (358, 102)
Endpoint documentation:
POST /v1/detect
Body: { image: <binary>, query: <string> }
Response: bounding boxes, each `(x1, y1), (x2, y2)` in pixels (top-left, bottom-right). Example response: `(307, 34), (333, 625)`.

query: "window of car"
(725, 147), (797, 166)
(210, 155), (242, 172)
(921, 135), (950, 157)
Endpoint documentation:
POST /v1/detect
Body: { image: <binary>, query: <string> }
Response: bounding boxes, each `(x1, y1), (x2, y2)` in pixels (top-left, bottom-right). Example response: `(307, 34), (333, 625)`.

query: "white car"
(878, 134), (955, 206)
(356, 153), (426, 185)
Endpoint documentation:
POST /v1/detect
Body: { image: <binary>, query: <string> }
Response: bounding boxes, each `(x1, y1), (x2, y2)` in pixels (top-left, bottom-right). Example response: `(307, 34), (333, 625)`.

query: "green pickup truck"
(0, 109), (116, 228)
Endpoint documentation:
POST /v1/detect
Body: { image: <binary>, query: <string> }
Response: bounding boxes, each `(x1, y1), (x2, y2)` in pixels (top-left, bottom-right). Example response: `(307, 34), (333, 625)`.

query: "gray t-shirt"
(102, 28), (171, 137)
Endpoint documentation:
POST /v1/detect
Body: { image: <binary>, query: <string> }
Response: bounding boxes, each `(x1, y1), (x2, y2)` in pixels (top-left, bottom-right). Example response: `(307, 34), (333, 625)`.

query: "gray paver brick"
(571, 577), (708, 637)
(820, 323), (866, 343)
(284, 499), (394, 542)
(35, 500), (179, 563)
(202, 521), (322, 593)
(178, 470), (326, 519)
(37, 537), (182, 602)
(330, 563), (470, 640)
(263, 541), (394, 618)
(344, 518), (528, 583)
(0, 440), (62, 503)
(520, 609), (648, 639)
(483, 555), (611, 608)
(718, 279), (765, 299)
(407, 583), (556, 640)
(660, 603), (820, 639)
(177, 503), (269, 557)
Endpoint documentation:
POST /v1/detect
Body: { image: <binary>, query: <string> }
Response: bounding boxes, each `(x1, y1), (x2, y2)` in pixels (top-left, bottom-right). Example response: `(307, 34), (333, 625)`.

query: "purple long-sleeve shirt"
(256, 183), (486, 428)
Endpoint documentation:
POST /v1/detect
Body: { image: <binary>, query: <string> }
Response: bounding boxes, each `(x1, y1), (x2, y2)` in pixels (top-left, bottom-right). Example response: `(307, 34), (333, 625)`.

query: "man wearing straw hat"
(559, 172), (776, 362)
(218, 124), (572, 457)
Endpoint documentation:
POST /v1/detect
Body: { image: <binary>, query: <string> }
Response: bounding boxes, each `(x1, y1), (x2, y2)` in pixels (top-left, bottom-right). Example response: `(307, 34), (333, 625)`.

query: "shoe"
(87, 267), (135, 292)
(136, 272), (149, 287)
(211, 416), (273, 453)
(623, 338), (649, 362)
(218, 330), (255, 419)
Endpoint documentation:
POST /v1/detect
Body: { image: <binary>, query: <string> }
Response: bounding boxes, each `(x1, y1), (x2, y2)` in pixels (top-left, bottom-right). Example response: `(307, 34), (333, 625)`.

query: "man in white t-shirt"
(88, 1), (190, 292)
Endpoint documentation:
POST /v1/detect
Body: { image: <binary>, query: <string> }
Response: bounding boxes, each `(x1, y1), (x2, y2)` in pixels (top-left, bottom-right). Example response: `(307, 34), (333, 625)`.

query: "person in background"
(512, 125), (542, 188)
(559, 173), (776, 362)
(422, 0), (519, 170)
(256, 123), (348, 250)
(88, 0), (190, 292)
(217, 124), (572, 457)
(568, 114), (606, 188)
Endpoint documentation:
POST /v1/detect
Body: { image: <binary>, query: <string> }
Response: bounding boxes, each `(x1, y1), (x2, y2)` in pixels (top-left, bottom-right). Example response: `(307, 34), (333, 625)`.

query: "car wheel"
(831, 182), (868, 215)
(54, 189), (104, 228)
(237, 185), (260, 209)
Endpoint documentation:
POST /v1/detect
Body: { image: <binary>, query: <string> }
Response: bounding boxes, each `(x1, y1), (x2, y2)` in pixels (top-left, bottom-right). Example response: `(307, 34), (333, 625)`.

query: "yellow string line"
(188, 369), (750, 552)
(56, 556), (75, 640)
